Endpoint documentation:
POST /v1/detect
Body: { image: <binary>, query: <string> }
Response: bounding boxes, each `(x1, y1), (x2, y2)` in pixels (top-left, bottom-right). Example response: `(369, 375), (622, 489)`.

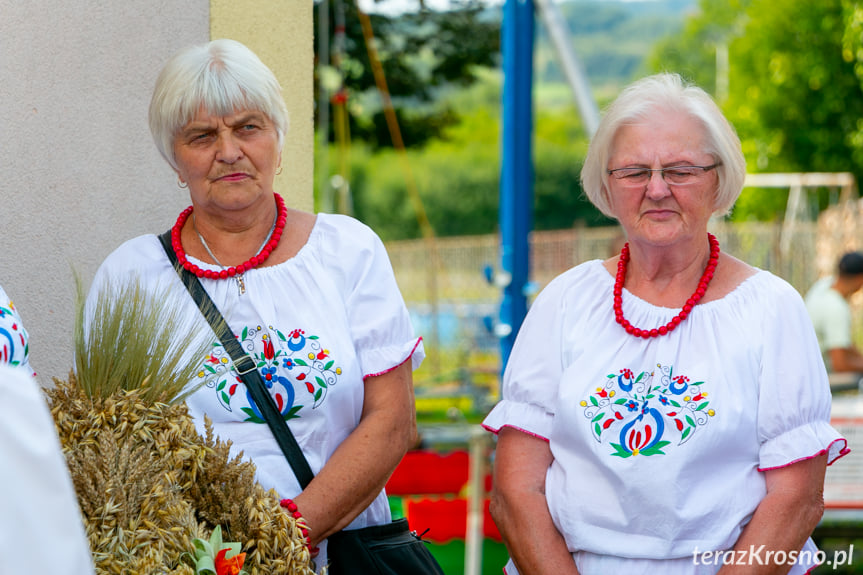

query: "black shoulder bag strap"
(158, 230), (315, 488)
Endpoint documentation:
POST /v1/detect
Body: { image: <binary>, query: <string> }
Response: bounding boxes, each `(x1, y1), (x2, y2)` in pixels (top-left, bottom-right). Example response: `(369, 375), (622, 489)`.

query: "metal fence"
(387, 220), (821, 309)
(385, 220), (824, 393)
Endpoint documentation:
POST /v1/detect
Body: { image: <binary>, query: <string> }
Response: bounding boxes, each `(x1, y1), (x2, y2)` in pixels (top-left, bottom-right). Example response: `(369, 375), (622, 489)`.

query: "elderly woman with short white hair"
(88, 39), (441, 575)
(483, 73), (847, 575)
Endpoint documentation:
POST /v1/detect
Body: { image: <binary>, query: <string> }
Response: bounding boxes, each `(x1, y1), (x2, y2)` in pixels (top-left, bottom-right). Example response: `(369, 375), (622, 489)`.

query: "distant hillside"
(535, 0), (698, 99)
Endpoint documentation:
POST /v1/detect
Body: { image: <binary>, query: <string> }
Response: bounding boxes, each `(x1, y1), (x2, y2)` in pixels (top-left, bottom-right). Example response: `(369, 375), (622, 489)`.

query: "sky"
(356, 0), (649, 14)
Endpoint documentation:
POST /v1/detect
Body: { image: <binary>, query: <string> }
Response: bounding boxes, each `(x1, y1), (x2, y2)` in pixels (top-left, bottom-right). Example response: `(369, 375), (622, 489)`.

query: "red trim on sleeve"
(362, 337), (423, 379)
(756, 438), (849, 472)
(481, 423), (550, 443)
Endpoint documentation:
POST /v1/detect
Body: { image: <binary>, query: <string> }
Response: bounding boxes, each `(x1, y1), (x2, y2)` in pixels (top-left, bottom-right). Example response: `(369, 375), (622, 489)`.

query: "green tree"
(651, 0), (863, 221)
(343, 74), (611, 241)
(313, 1), (499, 150)
(726, 0), (863, 219)
(648, 0), (751, 94)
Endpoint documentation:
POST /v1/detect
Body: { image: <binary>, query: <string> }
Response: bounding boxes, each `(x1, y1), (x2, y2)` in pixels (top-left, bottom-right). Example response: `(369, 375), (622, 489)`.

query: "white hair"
(148, 39), (289, 170)
(580, 73), (746, 218)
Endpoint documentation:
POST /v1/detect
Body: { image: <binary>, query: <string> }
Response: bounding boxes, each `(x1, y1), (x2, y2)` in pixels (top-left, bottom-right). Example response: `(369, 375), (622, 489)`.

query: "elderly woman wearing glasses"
(483, 73), (846, 575)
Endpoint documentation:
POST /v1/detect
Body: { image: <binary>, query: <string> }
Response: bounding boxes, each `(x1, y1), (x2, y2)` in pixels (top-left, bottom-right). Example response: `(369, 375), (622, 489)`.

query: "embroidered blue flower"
(625, 399), (638, 412)
(262, 366), (277, 384)
(659, 395), (669, 405)
(283, 358), (294, 369)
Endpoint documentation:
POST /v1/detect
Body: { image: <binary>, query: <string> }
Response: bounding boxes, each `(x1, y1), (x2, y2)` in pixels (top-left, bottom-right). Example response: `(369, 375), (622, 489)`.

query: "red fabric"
(386, 450), (471, 495)
(404, 498), (503, 543)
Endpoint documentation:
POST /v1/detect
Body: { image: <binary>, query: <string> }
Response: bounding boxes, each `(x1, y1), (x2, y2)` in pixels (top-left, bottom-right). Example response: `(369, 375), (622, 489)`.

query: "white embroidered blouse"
(482, 259), (847, 575)
(0, 284), (32, 375)
(89, 213), (423, 566)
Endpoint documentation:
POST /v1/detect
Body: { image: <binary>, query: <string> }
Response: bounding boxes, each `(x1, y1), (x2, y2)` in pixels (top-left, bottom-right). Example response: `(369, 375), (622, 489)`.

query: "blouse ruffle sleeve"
(756, 278), (848, 470)
(320, 214), (424, 378)
(482, 273), (570, 441)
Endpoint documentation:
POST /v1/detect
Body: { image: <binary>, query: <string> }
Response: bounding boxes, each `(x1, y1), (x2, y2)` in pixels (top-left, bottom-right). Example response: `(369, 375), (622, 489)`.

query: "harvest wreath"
(46, 277), (318, 575)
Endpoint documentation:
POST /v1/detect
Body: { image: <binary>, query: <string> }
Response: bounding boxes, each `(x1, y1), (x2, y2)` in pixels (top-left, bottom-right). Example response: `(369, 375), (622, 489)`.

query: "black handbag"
(159, 231), (445, 575)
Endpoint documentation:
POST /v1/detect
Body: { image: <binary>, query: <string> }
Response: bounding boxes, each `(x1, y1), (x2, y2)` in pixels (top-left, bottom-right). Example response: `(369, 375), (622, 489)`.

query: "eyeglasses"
(607, 163), (721, 187)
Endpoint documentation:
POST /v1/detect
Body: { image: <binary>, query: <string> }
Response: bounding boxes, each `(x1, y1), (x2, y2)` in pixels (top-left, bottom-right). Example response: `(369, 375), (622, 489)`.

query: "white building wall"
(0, 2), (210, 384)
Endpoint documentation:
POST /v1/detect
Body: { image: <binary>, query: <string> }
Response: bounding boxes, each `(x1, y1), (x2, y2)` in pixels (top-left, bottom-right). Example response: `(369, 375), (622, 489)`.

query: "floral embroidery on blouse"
(0, 298), (29, 369)
(580, 364), (716, 457)
(196, 325), (342, 423)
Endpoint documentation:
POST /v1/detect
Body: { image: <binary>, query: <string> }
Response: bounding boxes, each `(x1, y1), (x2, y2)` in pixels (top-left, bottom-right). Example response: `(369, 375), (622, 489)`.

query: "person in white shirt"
(805, 251), (863, 374)
(0, 363), (95, 574)
(87, 39), (438, 574)
(483, 73), (846, 575)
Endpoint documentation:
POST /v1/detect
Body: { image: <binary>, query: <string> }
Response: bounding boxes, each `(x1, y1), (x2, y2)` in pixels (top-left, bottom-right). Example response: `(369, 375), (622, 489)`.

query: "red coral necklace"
(614, 233), (720, 339)
(170, 193), (287, 294)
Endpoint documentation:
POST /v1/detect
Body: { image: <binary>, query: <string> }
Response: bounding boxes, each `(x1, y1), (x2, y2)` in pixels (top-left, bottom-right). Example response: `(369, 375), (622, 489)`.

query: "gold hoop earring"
(276, 166), (283, 176)
(178, 177), (188, 189)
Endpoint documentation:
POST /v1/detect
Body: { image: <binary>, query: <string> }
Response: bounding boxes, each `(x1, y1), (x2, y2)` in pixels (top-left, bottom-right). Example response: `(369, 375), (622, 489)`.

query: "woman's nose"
(215, 133), (243, 163)
(644, 170), (672, 199)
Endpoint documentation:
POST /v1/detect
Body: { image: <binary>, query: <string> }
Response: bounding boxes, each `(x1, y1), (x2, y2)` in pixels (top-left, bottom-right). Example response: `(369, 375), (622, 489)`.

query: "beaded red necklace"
(170, 193), (287, 280)
(614, 233), (720, 339)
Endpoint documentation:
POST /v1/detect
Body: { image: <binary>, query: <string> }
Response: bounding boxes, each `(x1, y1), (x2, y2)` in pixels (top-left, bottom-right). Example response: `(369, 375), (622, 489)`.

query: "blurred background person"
(805, 251), (863, 381)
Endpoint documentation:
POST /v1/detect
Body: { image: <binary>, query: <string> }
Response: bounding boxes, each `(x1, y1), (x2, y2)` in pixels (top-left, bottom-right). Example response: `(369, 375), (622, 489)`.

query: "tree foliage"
(313, 0), (499, 149)
(650, 0), (863, 221)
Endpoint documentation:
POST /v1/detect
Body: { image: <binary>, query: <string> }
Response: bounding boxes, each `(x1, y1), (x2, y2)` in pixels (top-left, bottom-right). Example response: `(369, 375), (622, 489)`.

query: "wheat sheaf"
(46, 275), (317, 575)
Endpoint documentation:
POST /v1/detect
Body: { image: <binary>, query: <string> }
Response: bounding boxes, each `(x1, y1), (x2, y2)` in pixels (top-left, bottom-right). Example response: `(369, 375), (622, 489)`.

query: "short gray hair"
(148, 38), (289, 170)
(580, 73), (746, 219)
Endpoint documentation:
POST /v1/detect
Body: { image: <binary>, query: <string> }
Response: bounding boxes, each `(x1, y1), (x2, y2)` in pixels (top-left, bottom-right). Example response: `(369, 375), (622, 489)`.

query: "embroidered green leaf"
(646, 394), (655, 399)
(591, 412), (605, 423)
(241, 407), (264, 424)
(670, 400), (681, 408)
(614, 398), (627, 405)
(221, 391), (230, 405)
(324, 360), (334, 371)
(696, 401), (709, 411)
(316, 376), (327, 389)
(594, 422), (602, 436)
(284, 405), (303, 420)
(681, 427), (692, 440)
(610, 443), (633, 458)
(216, 380), (225, 391)
(607, 373), (615, 379)
(686, 415), (696, 427)
(314, 389), (322, 401)
(241, 327), (249, 340)
(294, 359), (308, 367)
(276, 329), (287, 342)
(590, 395), (599, 407)
(309, 336), (319, 340)
(635, 371), (645, 383)
(639, 441), (670, 456)
(205, 364), (217, 374)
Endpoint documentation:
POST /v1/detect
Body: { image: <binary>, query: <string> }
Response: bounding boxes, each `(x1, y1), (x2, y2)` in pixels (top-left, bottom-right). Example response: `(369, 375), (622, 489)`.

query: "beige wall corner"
(211, 1), (315, 213)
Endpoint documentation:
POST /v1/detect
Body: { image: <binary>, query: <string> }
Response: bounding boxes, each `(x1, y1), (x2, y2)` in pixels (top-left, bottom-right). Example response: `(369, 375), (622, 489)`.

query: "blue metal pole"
(499, 0), (534, 371)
